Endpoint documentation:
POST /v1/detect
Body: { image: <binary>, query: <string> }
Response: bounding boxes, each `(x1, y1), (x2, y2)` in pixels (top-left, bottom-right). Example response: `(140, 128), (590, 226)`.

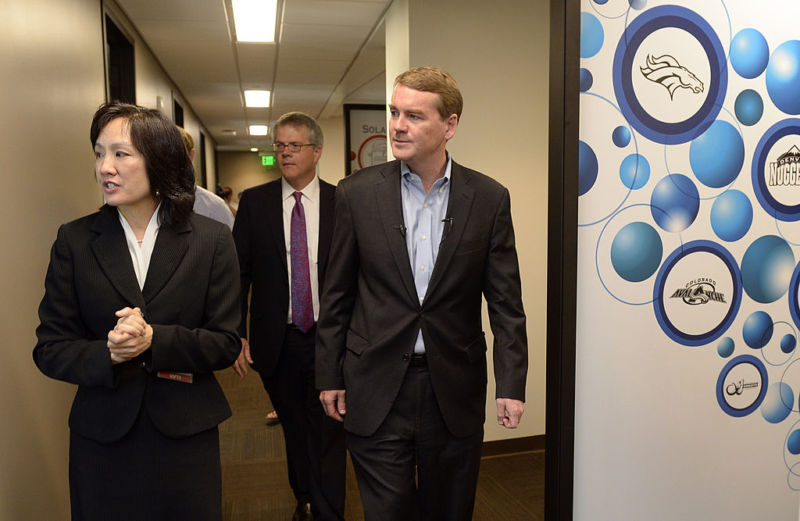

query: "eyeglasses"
(272, 142), (316, 153)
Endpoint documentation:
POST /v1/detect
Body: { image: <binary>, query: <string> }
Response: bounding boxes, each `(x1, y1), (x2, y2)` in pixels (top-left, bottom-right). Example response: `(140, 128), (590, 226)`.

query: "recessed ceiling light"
(244, 90), (271, 107)
(232, 0), (277, 43)
(249, 125), (269, 136)
(250, 147), (259, 152)
(222, 129), (237, 135)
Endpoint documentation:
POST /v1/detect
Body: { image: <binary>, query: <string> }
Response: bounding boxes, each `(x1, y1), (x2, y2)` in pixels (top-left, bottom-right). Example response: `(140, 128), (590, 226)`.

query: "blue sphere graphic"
(689, 121), (744, 188)
(710, 189), (753, 242)
(788, 430), (800, 455)
(743, 311), (774, 349)
(628, 0), (646, 10)
(619, 154), (650, 190)
(578, 140), (598, 196)
(781, 334), (797, 354)
(717, 337), (735, 358)
(580, 68), (593, 92)
(610, 222), (663, 282)
(580, 13), (604, 59)
(741, 235), (795, 303)
(650, 174), (700, 232)
(594, 0), (609, 4)
(734, 89), (764, 126)
(766, 41), (800, 115)
(612, 126), (631, 147)
(730, 29), (769, 79)
(761, 382), (793, 423)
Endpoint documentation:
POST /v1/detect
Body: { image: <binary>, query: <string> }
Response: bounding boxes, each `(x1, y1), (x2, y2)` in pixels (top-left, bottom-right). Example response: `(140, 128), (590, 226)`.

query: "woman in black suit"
(34, 102), (241, 520)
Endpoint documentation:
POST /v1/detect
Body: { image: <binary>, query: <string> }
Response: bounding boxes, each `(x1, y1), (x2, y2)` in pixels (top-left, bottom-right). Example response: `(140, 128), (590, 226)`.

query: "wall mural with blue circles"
(577, 1), (800, 516)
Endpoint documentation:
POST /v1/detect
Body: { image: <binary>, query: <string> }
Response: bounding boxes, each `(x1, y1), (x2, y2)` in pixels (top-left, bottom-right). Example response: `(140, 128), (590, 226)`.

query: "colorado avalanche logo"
(640, 54), (704, 100)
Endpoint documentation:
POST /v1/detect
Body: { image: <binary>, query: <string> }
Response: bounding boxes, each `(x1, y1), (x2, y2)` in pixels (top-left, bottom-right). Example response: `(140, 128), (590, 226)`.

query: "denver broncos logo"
(640, 54), (704, 100)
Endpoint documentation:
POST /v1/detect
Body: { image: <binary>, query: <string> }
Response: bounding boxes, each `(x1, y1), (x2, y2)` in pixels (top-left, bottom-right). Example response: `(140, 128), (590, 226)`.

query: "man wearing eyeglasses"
(232, 112), (345, 521)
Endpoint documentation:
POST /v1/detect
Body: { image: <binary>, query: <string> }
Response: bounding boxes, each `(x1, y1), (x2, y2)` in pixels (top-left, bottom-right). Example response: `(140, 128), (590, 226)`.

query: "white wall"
(386, 0), (550, 441)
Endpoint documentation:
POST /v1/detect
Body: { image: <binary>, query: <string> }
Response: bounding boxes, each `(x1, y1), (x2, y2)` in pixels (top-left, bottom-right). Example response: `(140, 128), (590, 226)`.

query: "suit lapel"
(142, 217), (191, 303)
(318, 180), (335, 278)
(375, 162), (419, 304)
(90, 205), (146, 309)
(426, 161), (475, 298)
(268, 181), (288, 273)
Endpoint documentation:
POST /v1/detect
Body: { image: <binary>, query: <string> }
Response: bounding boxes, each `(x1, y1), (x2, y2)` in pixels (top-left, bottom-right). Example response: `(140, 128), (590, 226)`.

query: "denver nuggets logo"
(640, 54), (704, 100)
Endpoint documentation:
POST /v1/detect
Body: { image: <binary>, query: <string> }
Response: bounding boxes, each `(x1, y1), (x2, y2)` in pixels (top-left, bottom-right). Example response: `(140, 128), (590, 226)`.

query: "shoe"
(291, 502), (313, 521)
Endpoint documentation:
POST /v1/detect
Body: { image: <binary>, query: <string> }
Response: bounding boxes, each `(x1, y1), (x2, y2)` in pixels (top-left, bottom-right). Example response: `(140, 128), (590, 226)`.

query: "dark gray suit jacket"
(34, 205), (241, 443)
(316, 159), (527, 437)
(233, 178), (336, 376)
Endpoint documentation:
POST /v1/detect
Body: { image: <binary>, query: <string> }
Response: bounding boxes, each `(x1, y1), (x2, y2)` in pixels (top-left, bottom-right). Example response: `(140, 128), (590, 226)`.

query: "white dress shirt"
(118, 205), (161, 290)
(282, 176), (321, 323)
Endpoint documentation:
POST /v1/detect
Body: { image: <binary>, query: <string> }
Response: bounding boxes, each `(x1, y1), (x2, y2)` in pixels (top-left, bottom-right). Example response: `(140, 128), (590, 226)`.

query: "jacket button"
(140, 362), (146, 369)
(402, 353), (410, 361)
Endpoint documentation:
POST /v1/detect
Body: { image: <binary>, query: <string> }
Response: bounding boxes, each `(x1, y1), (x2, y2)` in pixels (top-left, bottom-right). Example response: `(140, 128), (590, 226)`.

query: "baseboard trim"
(481, 434), (545, 458)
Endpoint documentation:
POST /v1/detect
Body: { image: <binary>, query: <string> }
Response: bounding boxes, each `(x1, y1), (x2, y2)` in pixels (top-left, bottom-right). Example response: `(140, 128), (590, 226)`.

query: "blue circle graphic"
(610, 221), (662, 282)
(741, 235), (795, 303)
(786, 262), (800, 331)
(689, 120), (744, 188)
(730, 28), (769, 79)
(718, 337), (735, 358)
(743, 311), (774, 349)
(629, 0), (647, 10)
(735, 89), (764, 126)
(716, 354), (768, 417)
(752, 119), (800, 221)
(762, 382), (794, 423)
(579, 140), (599, 196)
(619, 154), (650, 189)
(789, 430), (800, 455)
(581, 12), (604, 59)
(653, 240), (742, 346)
(612, 6), (728, 144)
(612, 125), (631, 147)
(580, 68), (594, 92)
(782, 334), (797, 354)
(710, 189), (752, 242)
(767, 41), (800, 115)
(650, 174), (699, 232)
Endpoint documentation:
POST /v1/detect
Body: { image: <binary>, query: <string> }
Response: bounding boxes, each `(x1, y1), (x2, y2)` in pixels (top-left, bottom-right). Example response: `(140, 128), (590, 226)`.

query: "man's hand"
(233, 337), (253, 378)
(496, 398), (524, 429)
(320, 390), (347, 422)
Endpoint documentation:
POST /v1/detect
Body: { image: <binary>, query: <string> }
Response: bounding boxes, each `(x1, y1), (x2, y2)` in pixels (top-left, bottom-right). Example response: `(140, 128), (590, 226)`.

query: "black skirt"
(69, 406), (222, 521)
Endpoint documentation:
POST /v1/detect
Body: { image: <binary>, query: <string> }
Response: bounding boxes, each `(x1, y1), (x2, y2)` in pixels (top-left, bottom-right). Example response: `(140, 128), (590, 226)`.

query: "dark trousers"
(259, 325), (347, 521)
(346, 363), (484, 521)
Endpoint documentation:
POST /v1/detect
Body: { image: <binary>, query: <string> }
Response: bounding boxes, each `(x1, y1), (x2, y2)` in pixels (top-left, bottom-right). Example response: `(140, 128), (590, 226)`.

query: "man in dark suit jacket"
(317, 67), (528, 521)
(233, 112), (345, 521)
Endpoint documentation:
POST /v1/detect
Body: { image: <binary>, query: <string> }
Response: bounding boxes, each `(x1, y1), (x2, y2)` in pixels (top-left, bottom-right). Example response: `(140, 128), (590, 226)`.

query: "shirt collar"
(400, 152), (452, 186)
(281, 174), (319, 202)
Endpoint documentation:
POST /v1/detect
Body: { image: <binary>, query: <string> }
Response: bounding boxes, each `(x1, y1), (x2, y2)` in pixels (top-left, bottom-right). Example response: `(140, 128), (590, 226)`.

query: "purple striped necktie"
(290, 191), (314, 333)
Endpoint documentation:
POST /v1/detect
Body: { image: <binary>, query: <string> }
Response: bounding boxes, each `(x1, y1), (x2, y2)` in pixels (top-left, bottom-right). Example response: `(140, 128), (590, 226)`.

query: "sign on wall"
(344, 104), (387, 176)
(577, 0), (800, 518)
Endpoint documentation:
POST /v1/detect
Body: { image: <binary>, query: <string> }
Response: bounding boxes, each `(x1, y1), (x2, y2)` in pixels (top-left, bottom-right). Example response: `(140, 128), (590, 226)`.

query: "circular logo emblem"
(752, 119), (800, 221)
(613, 6), (727, 144)
(716, 354), (768, 417)
(653, 240), (741, 346)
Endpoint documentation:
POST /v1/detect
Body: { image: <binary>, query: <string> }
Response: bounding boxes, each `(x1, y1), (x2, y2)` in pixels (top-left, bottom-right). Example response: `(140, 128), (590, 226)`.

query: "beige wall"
(0, 0), (105, 518)
(386, 0), (550, 441)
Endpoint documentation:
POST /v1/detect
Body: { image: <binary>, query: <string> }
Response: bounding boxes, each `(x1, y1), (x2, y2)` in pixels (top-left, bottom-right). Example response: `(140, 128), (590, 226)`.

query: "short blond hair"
(394, 66), (463, 121)
(177, 126), (194, 155)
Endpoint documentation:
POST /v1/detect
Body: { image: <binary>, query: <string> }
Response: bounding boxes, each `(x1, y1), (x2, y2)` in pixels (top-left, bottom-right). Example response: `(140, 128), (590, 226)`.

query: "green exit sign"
(262, 155), (275, 166)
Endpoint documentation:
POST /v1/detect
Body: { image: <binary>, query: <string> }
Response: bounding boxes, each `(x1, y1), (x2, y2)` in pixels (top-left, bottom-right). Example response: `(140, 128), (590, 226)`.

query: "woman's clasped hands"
(107, 306), (153, 364)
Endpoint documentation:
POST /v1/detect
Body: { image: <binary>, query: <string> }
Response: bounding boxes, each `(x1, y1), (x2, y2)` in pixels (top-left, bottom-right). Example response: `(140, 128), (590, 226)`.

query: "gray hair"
(273, 112), (324, 147)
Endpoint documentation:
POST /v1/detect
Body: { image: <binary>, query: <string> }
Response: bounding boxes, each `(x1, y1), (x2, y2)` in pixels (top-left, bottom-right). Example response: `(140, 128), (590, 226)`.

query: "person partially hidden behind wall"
(316, 66), (528, 521)
(232, 112), (346, 521)
(34, 102), (241, 520)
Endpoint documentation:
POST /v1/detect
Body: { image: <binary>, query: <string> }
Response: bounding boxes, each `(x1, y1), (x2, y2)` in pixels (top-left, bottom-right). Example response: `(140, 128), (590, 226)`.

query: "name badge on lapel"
(156, 371), (193, 384)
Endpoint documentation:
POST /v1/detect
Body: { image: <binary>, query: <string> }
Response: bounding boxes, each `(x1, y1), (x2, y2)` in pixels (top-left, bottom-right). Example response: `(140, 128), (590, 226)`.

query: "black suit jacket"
(34, 205), (242, 443)
(316, 160), (528, 438)
(233, 178), (336, 376)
